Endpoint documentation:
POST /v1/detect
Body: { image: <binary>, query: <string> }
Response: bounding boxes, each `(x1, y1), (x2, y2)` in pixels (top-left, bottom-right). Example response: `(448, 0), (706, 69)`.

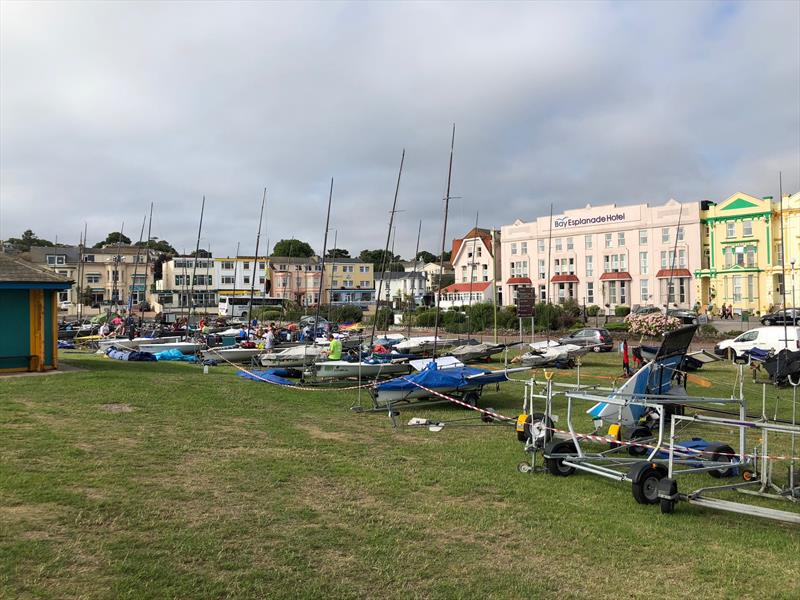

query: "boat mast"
(370, 149), (405, 346)
(327, 228), (337, 322)
(778, 172), (789, 352)
(432, 124), (456, 359)
(663, 203), (683, 332)
(406, 220), (422, 338)
(247, 188), (267, 335)
(77, 223), (87, 322)
(128, 214), (147, 337)
(206, 241), (212, 321)
(108, 220), (124, 324)
(140, 203), (153, 324)
(231, 241), (240, 318)
(188, 195), (206, 329)
(313, 178), (334, 342)
(467, 211), (479, 339)
(545, 203), (553, 342)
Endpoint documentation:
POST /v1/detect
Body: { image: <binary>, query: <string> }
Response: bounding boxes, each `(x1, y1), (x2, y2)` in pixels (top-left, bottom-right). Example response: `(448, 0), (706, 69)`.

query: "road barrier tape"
(398, 377), (800, 462)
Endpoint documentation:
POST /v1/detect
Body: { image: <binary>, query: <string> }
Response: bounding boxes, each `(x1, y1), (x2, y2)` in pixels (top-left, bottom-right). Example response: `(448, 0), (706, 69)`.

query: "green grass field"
(2, 350), (799, 599)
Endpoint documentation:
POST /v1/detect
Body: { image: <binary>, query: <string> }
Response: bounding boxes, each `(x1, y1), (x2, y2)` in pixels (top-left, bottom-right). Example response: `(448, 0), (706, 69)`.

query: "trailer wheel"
(629, 462), (667, 505)
(544, 440), (577, 477)
(706, 443), (737, 478)
(627, 426), (651, 457)
(658, 478), (678, 514)
(517, 462), (532, 474)
(463, 391), (479, 407)
(521, 412), (554, 448)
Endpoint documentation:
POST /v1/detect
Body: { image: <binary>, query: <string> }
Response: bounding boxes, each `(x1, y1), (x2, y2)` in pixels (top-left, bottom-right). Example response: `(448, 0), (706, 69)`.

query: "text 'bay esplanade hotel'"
(500, 199), (701, 311)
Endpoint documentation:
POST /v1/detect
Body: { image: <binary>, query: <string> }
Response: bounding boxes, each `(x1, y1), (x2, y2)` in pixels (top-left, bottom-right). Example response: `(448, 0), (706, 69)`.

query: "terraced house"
(695, 192), (783, 316)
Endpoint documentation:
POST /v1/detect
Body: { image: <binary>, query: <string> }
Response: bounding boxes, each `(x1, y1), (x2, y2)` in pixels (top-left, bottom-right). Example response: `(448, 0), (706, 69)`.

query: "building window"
(776, 243), (784, 266)
(46, 255), (66, 265)
(618, 232), (625, 247)
(360, 265), (369, 272)
(555, 238), (562, 251)
(511, 243), (517, 255)
(742, 220), (753, 237)
(677, 226), (684, 242)
(585, 255), (593, 277)
(222, 261), (234, 270)
(726, 222), (735, 238)
(639, 230), (648, 245)
(608, 281), (617, 304)
(585, 234), (592, 250)
(344, 280), (353, 288)
(221, 276), (234, 285)
(537, 239), (545, 252)
(725, 251), (733, 268)
(733, 275), (743, 302)
(747, 275), (755, 301)
(586, 281), (594, 304)
(746, 247), (756, 267)
(605, 233), (612, 248)
(640, 279), (649, 303)
(538, 259), (545, 280)
(243, 262), (250, 270)
(539, 284), (546, 302)
(567, 237), (574, 251)
(87, 273), (101, 284)
(344, 265), (354, 273)
(521, 241), (527, 254)
(678, 249), (686, 268)
(83, 255), (95, 262)
(174, 275), (185, 286)
(243, 276), (250, 284)
(640, 252), (648, 275)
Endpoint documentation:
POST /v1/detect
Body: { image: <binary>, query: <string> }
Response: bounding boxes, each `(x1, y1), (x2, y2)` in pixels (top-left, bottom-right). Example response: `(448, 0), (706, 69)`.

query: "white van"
(714, 326), (800, 360)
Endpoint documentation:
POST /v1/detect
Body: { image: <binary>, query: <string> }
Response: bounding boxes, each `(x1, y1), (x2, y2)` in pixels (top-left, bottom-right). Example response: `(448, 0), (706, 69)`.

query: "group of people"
(717, 304), (736, 320)
(99, 313), (139, 338)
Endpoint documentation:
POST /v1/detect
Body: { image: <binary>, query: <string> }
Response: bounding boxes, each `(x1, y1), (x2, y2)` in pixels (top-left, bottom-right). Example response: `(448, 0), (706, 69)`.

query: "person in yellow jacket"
(327, 333), (342, 361)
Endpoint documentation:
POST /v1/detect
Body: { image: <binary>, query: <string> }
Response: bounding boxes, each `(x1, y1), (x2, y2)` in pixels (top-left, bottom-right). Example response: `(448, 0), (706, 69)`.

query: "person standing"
(326, 333), (342, 361)
(265, 326), (275, 352)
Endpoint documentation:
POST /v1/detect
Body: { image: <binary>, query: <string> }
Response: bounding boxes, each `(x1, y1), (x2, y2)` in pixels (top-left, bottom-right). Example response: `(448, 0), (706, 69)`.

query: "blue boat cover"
(376, 361), (506, 393)
(58, 340), (76, 349)
(236, 369), (296, 386)
(154, 349), (198, 362)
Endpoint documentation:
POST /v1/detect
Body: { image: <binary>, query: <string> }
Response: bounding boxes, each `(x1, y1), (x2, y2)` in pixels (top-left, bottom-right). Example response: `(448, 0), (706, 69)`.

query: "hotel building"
(499, 199), (702, 310)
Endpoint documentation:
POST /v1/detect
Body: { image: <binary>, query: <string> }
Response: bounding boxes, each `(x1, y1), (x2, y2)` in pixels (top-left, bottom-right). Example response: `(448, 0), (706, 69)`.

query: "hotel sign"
(553, 212), (626, 229)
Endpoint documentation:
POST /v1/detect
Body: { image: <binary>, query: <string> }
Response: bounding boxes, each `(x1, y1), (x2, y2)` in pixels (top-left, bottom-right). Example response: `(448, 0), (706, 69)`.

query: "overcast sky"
(1, 1), (799, 259)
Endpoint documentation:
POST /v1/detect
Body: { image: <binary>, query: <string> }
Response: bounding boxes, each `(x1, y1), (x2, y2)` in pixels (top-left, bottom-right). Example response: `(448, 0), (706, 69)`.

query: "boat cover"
(236, 369), (296, 386)
(154, 349), (198, 362)
(375, 361), (507, 394)
(104, 346), (157, 362)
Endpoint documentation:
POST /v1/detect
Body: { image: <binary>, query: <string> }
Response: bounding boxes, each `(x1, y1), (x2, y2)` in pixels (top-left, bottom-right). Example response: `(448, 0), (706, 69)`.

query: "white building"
(214, 256), (271, 299)
(499, 199), (702, 310)
(154, 255), (217, 313)
(449, 227), (501, 303)
(375, 271), (428, 309)
(435, 281), (493, 311)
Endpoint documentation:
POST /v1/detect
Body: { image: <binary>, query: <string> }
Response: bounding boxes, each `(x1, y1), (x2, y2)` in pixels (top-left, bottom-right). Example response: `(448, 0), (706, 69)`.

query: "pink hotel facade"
(499, 199), (702, 310)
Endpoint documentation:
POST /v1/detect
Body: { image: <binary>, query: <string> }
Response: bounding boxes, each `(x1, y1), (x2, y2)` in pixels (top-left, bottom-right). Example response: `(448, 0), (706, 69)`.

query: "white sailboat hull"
(139, 342), (202, 355)
(311, 360), (410, 379)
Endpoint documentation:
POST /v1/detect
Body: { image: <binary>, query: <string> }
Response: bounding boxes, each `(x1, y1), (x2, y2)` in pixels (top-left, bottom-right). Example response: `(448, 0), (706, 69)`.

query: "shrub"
(253, 308), (282, 322)
(367, 306), (394, 330)
(327, 304), (363, 324)
(624, 312), (680, 337)
(415, 309), (438, 327)
(587, 305), (601, 317)
(561, 298), (582, 319)
(606, 322), (629, 331)
(699, 323), (719, 338)
(614, 306), (631, 317)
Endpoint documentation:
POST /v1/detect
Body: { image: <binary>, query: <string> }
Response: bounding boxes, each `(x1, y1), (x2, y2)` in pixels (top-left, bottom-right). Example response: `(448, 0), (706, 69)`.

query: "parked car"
(558, 328), (613, 352)
(632, 305), (661, 315)
(58, 300), (73, 311)
(667, 309), (699, 325)
(760, 308), (799, 326)
(714, 326), (800, 360)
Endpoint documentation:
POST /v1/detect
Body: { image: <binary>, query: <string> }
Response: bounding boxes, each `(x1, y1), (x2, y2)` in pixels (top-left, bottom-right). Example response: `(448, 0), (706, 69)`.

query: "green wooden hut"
(0, 254), (73, 373)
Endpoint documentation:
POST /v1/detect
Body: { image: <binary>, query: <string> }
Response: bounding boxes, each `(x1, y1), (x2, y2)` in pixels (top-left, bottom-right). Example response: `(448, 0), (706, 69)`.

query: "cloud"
(1, 1), (798, 258)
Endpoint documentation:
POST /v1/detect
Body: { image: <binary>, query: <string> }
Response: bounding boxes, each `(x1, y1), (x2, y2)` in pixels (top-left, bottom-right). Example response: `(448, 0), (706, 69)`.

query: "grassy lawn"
(2, 350), (799, 599)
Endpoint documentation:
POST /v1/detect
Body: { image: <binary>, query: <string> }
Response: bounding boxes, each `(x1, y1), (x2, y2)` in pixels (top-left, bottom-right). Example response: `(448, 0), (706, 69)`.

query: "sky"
(1, 1), (799, 259)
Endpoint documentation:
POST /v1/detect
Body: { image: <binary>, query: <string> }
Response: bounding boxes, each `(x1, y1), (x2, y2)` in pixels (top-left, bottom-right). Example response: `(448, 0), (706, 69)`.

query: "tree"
(415, 250), (437, 263)
(135, 238), (177, 254)
(93, 231), (131, 248)
(6, 229), (54, 252)
(326, 248), (350, 259)
(190, 249), (212, 258)
(359, 249), (400, 270)
(272, 239), (315, 258)
(437, 250), (451, 263)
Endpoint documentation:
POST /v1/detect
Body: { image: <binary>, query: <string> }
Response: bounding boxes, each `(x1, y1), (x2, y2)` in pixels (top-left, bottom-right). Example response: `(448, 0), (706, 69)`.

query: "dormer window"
(46, 255), (66, 265)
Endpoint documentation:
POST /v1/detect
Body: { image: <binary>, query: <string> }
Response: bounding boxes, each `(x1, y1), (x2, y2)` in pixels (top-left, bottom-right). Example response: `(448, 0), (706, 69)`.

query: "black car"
(667, 309), (699, 325)
(632, 305), (661, 316)
(760, 308), (800, 326)
(558, 328), (613, 352)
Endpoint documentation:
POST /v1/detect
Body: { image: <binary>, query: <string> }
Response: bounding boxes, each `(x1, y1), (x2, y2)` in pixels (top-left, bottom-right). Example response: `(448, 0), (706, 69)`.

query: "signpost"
(517, 287), (535, 344)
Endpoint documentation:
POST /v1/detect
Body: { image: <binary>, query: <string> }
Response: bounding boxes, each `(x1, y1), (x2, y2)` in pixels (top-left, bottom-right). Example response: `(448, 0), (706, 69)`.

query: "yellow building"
(772, 192), (800, 309)
(695, 192), (779, 315)
(322, 257), (375, 308)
